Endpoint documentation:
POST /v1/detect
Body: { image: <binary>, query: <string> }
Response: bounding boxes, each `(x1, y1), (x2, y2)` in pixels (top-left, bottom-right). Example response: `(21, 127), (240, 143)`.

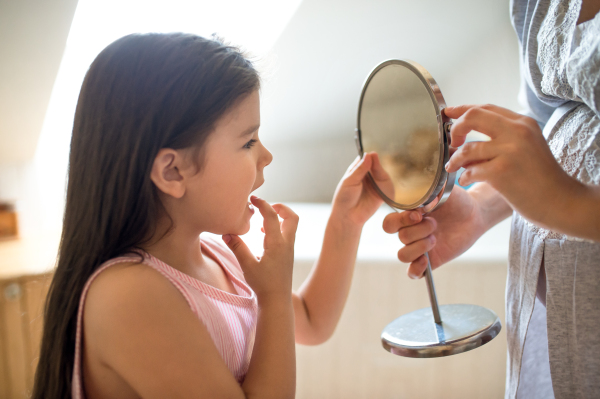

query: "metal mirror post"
(356, 60), (502, 358)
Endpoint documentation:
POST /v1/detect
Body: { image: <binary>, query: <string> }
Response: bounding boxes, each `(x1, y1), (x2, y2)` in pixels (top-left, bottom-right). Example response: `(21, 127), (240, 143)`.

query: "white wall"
(254, 0), (521, 202)
(0, 0), (522, 235)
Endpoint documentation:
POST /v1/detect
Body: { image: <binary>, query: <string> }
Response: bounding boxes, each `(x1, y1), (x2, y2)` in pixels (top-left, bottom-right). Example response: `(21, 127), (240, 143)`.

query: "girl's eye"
(243, 139), (257, 149)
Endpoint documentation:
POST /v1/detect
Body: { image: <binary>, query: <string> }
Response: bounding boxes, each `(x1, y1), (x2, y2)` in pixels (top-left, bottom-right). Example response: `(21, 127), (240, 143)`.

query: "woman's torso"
(508, 1), (600, 398)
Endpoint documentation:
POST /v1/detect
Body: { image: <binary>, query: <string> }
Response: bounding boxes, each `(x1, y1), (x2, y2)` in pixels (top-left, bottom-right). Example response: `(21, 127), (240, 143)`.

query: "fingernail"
(445, 162), (449, 171)
(250, 195), (260, 202)
(222, 234), (231, 244)
(410, 212), (420, 222)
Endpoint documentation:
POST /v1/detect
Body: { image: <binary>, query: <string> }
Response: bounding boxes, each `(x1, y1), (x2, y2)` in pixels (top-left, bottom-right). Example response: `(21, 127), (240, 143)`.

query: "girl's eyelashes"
(243, 139), (257, 149)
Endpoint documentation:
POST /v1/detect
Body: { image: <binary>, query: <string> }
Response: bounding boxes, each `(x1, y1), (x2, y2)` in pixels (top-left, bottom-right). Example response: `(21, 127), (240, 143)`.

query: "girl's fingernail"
(410, 212), (420, 222)
(250, 195), (260, 202)
(222, 234), (231, 244)
(445, 162), (450, 170)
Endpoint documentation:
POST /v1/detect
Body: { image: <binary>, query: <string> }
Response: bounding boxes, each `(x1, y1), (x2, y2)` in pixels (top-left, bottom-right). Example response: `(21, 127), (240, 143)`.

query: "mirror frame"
(355, 59), (456, 212)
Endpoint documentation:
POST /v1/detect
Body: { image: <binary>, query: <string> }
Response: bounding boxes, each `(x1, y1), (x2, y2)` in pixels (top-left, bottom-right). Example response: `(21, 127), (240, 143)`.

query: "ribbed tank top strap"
(71, 255), (199, 399)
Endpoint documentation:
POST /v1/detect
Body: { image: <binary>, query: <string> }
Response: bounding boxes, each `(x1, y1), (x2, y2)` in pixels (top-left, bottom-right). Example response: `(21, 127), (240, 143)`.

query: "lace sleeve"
(567, 13), (600, 118)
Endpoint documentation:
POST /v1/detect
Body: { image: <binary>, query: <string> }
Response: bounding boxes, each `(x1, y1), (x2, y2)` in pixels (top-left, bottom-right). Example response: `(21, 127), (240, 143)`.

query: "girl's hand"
(331, 152), (389, 227)
(444, 104), (577, 228)
(222, 196), (298, 302)
(383, 185), (489, 279)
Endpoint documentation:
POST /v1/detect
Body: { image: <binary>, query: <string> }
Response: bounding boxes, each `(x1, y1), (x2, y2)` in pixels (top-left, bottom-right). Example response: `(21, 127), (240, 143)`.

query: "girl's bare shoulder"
(84, 261), (190, 333)
(82, 262), (244, 398)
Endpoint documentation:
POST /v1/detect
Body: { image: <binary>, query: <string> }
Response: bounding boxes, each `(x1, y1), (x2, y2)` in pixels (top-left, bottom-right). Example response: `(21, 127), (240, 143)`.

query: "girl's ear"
(150, 148), (186, 199)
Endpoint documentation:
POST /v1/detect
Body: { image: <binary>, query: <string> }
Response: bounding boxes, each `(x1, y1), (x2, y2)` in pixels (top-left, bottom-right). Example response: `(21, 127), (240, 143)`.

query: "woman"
(385, 0), (600, 398)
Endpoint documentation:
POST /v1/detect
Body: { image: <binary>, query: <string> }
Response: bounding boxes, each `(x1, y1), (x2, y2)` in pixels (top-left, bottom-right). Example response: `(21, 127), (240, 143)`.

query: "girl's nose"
(261, 143), (273, 168)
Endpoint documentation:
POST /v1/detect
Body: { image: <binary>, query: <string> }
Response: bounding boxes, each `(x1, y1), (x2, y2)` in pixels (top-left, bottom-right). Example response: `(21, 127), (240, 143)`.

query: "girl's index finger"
(250, 196), (282, 238)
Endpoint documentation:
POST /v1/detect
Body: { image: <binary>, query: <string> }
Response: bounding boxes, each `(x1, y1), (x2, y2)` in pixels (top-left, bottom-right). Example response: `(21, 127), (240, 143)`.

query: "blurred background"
(0, 0), (519, 398)
(0, 0), (520, 236)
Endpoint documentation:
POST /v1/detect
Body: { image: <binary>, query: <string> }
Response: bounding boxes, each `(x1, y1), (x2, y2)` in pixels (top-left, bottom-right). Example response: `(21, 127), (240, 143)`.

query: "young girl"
(32, 33), (388, 398)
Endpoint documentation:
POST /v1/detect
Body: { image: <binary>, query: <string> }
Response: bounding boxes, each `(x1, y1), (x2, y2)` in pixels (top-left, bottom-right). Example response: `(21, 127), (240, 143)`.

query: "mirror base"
(381, 304), (501, 358)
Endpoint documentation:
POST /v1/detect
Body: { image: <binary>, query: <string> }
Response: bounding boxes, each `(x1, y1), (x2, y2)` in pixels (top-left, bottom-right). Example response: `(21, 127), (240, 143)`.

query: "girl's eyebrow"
(239, 124), (260, 137)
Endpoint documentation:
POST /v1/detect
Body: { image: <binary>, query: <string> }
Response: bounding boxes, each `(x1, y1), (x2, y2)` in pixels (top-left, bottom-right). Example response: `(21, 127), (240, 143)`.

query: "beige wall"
(293, 259), (508, 399)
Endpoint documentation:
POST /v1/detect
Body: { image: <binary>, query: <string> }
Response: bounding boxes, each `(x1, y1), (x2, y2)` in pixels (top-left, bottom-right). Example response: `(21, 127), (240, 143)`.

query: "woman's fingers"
(406, 256), (429, 279)
(445, 104), (522, 121)
(445, 106), (519, 147)
(397, 217), (437, 245)
(383, 212), (437, 244)
(445, 141), (497, 173)
(457, 160), (498, 187)
(397, 235), (436, 264)
(271, 203), (299, 243)
(382, 211), (422, 234)
(449, 108), (506, 147)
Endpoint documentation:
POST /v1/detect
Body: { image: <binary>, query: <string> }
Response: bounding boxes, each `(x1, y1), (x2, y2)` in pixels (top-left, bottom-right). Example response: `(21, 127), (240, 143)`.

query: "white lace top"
(522, 0), (600, 241)
(507, 1), (600, 399)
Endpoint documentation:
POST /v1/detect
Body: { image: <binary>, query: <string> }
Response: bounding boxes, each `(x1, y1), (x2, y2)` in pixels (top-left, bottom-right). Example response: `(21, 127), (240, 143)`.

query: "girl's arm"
(292, 153), (387, 345)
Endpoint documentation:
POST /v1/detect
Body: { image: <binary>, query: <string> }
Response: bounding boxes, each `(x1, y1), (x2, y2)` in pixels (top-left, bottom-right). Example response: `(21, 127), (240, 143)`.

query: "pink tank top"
(72, 237), (258, 398)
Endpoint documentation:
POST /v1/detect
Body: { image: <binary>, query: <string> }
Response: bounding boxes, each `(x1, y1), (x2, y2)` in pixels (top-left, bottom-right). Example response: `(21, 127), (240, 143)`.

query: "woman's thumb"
(222, 234), (258, 269)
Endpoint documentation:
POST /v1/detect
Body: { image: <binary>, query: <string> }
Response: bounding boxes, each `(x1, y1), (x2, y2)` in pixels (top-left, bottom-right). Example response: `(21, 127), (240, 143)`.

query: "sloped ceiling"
(259, 0), (514, 145)
(0, 0), (79, 164)
(0, 0), (519, 204)
(254, 0), (520, 201)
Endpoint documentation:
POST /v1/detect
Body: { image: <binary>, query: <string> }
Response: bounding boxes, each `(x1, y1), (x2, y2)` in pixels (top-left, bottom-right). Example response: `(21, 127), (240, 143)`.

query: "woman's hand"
(223, 196), (298, 303)
(444, 104), (579, 229)
(383, 185), (493, 278)
(330, 152), (390, 227)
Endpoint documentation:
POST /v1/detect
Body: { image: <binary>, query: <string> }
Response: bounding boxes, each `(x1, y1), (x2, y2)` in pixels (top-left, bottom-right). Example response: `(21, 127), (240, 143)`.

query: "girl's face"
(183, 90), (272, 235)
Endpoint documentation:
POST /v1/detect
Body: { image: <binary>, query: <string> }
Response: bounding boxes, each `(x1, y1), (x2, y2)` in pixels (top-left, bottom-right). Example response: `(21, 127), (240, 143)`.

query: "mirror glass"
(359, 63), (441, 207)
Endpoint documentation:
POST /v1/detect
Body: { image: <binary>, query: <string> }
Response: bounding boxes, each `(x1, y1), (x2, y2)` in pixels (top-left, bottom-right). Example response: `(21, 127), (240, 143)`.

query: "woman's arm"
(445, 104), (600, 242)
(292, 153), (387, 345)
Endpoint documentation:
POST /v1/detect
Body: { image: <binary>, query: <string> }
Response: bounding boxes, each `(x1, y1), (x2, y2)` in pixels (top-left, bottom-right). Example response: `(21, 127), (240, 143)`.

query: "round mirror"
(356, 59), (453, 211)
(356, 59), (501, 359)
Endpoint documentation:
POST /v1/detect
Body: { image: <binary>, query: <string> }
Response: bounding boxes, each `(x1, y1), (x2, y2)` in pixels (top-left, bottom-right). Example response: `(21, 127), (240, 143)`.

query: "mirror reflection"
(359, 63), (441, 207)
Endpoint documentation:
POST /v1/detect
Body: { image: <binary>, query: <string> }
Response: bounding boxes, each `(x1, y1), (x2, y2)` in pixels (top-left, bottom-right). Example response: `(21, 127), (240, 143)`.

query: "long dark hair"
(32, 33), (260, 399)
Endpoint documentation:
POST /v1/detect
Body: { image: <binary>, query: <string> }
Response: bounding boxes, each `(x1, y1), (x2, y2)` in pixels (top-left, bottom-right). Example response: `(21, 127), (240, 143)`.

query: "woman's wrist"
(551, 179), (600, 242)
(582, 184), (600, 241)
(467, 183), (512, 232)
